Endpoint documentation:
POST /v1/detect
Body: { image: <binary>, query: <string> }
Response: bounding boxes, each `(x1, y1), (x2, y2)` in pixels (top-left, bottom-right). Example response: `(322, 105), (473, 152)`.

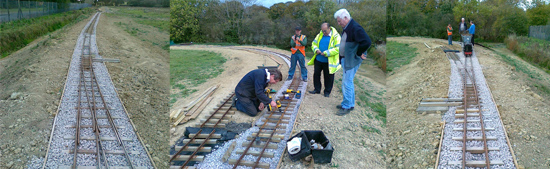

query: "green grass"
(362, 125), (381, 134)
(170, 49), (226, 102)
(386, 41), (418, 71)
(111, 7), (169, 32)
(494, 50), (550, 96)
(1, 8), (94, 58)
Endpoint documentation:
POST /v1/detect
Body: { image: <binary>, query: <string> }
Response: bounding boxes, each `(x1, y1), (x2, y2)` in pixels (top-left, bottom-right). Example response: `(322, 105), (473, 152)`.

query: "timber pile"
(170, 85), (220, 126)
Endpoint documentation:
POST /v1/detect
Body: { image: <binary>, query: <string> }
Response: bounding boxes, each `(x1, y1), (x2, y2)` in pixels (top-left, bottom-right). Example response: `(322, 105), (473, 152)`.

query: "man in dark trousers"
(469, 21), (475, 46)
(288, 26), (308, 81)
(233, 69), (283, 116)
(334, 8), (372, 116)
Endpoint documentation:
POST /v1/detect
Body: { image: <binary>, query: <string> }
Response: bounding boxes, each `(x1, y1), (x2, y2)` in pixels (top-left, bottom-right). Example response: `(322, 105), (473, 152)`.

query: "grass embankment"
(106, 7), (169, 50)
(0, 8), (94, 58)
(386, 41), (418, 72)
(505, 35), (550, 73)
(170, 49), (227, 105)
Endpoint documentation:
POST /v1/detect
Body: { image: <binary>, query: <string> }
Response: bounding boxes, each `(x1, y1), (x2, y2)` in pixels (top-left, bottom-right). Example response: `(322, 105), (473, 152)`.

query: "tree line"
(171, 0), (385, 49)
(387, 0), (550, 42)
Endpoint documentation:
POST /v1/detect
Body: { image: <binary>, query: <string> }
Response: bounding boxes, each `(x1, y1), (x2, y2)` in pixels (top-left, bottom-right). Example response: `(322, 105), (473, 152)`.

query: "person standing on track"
(308, 22), (341, 97)
(459, 18), (467, 34)
(334, 8), (371, 116)
(447, 23), (453, 45)
(469, 21), (475, 46)
(288, 26), (308, 82)
(233, 69), (282, 116)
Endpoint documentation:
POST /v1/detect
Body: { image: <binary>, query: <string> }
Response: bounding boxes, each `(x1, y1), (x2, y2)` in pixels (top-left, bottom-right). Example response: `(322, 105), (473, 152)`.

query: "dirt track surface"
(387, 36), (550, 168)
(170, 45), (387, 168)
(0, 8), (169, 168)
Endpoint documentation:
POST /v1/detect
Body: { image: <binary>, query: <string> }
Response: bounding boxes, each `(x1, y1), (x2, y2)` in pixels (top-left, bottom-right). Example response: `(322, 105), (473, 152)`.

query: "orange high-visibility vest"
(447, 26), (453, 35)
(291, 35), (306, 56)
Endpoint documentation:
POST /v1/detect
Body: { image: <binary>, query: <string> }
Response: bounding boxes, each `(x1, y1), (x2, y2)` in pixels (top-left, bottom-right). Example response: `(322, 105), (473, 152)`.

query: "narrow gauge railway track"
(169, 92), (236, 168)
(70, 12), (134, 168)
(446, 53), (504, 168)
(170, 47), (305, 168)
(43, 12), (154, 169)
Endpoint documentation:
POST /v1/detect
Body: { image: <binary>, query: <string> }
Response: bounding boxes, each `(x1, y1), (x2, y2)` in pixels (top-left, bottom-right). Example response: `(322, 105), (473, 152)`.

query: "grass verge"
(1, 8), (94, 58)
(493, 49), (550, 97)
(170, 49), (227, 105)
(386, 41), (418, 72)
(505, 35), (550, 74)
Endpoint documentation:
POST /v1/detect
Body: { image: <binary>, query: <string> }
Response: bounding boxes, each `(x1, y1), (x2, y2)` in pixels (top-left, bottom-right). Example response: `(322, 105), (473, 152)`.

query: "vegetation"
(95, 0), (169, 7)
(1, 8), (94, 58)
(355, 78), (386, 125)
(171, 0), (385, 47)
(505, 35), (550, 73)
(170, 50), (226, 103)
(387, 0), (550, 42)
(386, 41), (418, 72)
(107, 7), (169, 50)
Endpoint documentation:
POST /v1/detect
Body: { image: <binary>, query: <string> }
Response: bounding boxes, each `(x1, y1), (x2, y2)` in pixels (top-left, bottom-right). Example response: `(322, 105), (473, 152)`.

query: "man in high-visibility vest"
(308, 23), (341, 97)
(447, 23), (453, 45)
(288, 26), (308, 82)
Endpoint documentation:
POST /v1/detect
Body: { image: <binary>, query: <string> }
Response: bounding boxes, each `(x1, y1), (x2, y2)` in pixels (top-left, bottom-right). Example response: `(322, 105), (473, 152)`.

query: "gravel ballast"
(43, 12), (153, 168)
(438, 52), (515, 168)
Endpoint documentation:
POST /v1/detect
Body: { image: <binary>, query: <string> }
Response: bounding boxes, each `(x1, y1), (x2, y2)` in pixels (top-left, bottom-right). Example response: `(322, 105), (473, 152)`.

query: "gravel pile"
(438, 52), (515, 169)
(43, 12), (153, 168)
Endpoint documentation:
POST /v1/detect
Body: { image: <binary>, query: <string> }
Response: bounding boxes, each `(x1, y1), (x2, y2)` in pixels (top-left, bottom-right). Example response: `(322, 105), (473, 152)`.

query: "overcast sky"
(259, 0), (297, 8)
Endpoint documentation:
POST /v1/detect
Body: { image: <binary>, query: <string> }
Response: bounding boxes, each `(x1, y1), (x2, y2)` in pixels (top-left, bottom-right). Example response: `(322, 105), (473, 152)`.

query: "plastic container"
(287, 131), (311, 161)
(304, 130), (334, 163)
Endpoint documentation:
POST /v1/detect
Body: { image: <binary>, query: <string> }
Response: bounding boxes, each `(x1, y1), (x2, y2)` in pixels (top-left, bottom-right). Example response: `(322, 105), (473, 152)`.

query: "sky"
(259, 0), (297, 8)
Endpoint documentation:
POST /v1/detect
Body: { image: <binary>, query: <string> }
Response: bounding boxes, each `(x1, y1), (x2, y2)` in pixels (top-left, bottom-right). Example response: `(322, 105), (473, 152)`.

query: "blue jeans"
(448, 35), (452, 45)
(288, 52), (308, 80)
(341, 59), (360, 109)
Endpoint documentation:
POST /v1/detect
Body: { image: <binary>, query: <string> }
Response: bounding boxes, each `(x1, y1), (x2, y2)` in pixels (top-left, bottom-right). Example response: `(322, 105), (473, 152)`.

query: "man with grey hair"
(333, 8), (371, 116)
(459, 18), (467, 34)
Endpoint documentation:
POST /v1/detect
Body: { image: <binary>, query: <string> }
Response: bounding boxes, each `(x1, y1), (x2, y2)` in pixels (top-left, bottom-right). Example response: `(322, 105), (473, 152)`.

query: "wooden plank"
(448, 160), (505, 167)
(262, 114), (291, 119)
(188, 133), (222, 139)
(227, 159), (270, 168)
(251, 133), (285, 139)
(246, 136), (281, 143)
(422, 98), (462, 102)
(453, 127), (495, 131)
(169, 166), (196, 169)
(454, 113), (481, 117)
(81, 115), (122, 119)
(454, 119), (492, 123)
(200, 119), (229, 124)
(235, 149), (275, 158)
(182, 139), (217, 144)
(173, 146), (212, 153)
(222, 142), (237, 162)
(419, 102), (462, 107)
(256, 123), (287, 129)
(188, 96), (213, 118)
(195, 123), (226, 128)
(450, 147), (500, 153)
(434, 121), (445, 169)
(66, 125), (125, 129)
(452, 136), (497, 141)
(173, 97), (213, 126)
(210, 111), (235, 115)
(456, 109), (481, 113)
(241, 141), (278, 149)
(416, 106), (448, 113)
(64, 149), (139, 154)
(261, 118), (290, 124)
(64, 136), (132, 141)
(169, 155), (204, 162)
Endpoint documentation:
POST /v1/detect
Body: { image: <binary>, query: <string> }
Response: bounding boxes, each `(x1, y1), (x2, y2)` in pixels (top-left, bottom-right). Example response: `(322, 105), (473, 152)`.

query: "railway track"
(438, 45), (516, 168)
(170, 47), (306, 168)
(44, 12), (153, 168)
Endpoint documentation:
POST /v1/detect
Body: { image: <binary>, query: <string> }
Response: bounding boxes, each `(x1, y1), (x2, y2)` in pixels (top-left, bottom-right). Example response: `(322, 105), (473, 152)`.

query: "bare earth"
(169, 45), (387, 168)
(0, 8), (169, 168)
(387, 36), (550, 169)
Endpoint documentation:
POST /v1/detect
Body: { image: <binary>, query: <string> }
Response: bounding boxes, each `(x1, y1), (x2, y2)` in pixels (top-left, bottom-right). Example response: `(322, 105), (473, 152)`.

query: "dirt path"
(0, 8), (169, 168)
(387, 36), (550, 168)
(96, 7), (170, 168)
(169, 45), (387, 168)
(0, 11), (93, 168)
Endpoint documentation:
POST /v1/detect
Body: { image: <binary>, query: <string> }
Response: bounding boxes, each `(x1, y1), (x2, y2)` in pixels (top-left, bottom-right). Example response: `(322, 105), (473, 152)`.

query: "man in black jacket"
(334, 8), (372, 116)
(234, 69), (283, 116)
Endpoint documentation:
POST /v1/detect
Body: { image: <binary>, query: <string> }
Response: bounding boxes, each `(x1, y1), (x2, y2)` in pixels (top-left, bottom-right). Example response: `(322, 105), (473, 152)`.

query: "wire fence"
(529, 25), (550, 41)
(1, 0), (91, 23)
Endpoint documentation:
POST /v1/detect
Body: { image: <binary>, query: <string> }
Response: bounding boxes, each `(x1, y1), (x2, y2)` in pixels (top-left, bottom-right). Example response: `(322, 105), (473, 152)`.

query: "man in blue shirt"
(469, 21), (475, 46)
(233, 69), (282, 116)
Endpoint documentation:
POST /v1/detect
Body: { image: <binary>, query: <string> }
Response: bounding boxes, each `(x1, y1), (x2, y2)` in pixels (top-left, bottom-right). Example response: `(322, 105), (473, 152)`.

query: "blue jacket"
(341, 19), (372, 70)
(234, 69), (271, 105)
(469, 24), (475, 35)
